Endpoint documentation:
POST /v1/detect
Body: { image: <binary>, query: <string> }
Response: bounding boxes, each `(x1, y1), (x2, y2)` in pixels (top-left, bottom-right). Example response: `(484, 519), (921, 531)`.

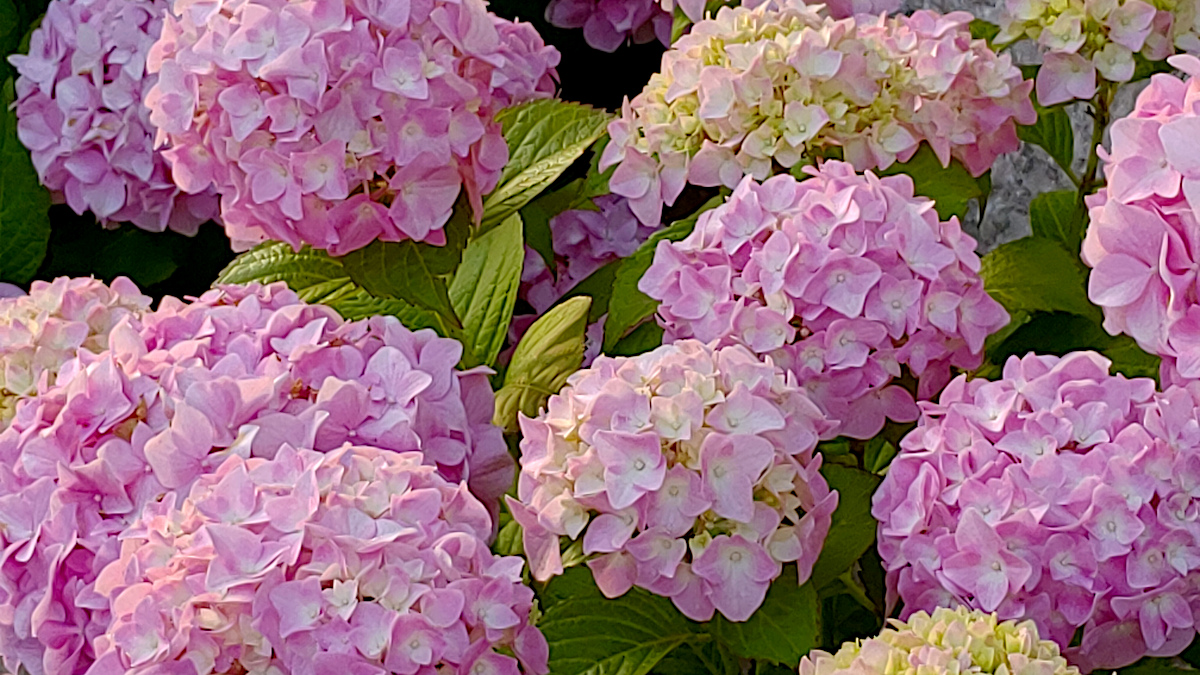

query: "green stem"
(1079, 83), (1115, 202)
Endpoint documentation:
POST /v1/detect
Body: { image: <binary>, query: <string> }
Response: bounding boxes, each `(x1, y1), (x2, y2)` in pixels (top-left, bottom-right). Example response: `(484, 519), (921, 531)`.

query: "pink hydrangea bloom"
(7, 0), (220, 232)
(874, 350), (1200, 672)
(0, 276), (150, 427)
(1082, 55), (1200, 379)
(543, 0), (899, 53)
(87, 445), (547, 675)
(510, 339), (838, 622)
(999, 0), (1200, 105)
(145, 0), (559, 254)
(0, 281), (510, 675)
(640, 165), (1009, 438)
(600, 1), (1035, 225)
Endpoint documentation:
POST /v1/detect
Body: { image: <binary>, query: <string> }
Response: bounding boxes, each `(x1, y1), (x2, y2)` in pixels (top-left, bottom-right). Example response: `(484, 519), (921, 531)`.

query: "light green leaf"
(979, 236), (1100, 321)
(1029, 190), (1085, 252)
(0, 77), (51, 284)
(340, 239), (460, 330)
(711, 571), (820, 666)
(215, 241), (439, 330)
(493, 296), (590, 432)
(1018, 106), (1076, 182)
(969, 18), (1000, 45)
(448, 213), (524, 366)
(810, 465), (883, 591)
(539, 567), (700, 675)
(603, 193), (726, 350)
(483, 100), (611, 228)
(878, 144), (988, 221)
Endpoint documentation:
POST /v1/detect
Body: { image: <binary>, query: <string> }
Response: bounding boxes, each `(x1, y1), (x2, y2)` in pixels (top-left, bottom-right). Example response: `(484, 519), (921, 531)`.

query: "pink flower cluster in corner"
(7, 0), (220, 232)
(88, 445), (547, 675)
(1082, 54), (1200, 381)
(873, 351), (1200, 672)
(640, 165), (1009, 439)
(600, 0), (1035, 225)
(145, 0), (559, 254)
(998, 0), (1200, 106)
(0, 276), (151, 427)
(510, 340), (838, 622)
(0, 281), (512, 675)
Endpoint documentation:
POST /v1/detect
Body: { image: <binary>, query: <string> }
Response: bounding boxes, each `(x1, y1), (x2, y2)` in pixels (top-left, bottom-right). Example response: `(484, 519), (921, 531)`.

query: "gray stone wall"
(901, 0), (1147, 251)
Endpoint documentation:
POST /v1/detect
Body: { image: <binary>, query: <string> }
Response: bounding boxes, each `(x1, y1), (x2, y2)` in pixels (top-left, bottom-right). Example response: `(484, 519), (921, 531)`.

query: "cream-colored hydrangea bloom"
(799, 606), (1081, 675)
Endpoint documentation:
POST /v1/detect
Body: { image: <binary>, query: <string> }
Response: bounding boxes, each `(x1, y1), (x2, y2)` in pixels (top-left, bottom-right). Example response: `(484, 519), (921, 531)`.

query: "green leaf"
(711, 572), (820, 666)
(494, 296), (590, 432)
(608, 321), (665, 357)
(652, 641), (739, 675)
(604, 193), (726, 350)
(215, 241), (439, 330)
(810, 465), (883, 591)
(448, 213), (524, 366)
(483, 100), (611, 228)
(979, 236), (1100, 321)
(986, 311), (1160, 381)
(1028, 189), (1085, 251)
(340, 239), (461, 330)
(556, 258), (620, 323)
(878, 144), (988, 221)
(1017, 106), (1076, 182)
(0, 78), (51, 284)
(539, 567), (699, 675)
(969, 18), (1000, 45)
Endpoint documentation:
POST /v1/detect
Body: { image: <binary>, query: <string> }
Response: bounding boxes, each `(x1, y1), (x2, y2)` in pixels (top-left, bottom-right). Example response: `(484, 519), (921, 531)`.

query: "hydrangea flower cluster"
(600, 0), (1035, 225)
(7, 0), (220, 232)
(509, 340), (838, 622)
(0, 276), (150, 427)
(799, 606), (1080, 675)
(1081, 55), (1200, 382)
(0, 281), (511, 675)
(873, 350), (1200, 671)
(640, 166), (1009, 439)
(145, 0), (560, 254)
(998, 0), (1200, 105)
(542, 0), (899, 54)
(88, 445), (547, 675)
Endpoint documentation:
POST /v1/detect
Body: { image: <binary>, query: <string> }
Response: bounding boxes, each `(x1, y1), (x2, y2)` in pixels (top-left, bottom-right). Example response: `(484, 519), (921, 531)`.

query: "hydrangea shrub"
(0, 281), (512, 675)
(800, 606), (1081, 675)
(145, 0), (560, 253)
(640, 165), (1009, 437)
(600, 0), (1035, 225)
(88, 445), (547, 675)
(510, 339), (838, 621)
(7, 0), (220, 231)
(874, 351), (1200, 671)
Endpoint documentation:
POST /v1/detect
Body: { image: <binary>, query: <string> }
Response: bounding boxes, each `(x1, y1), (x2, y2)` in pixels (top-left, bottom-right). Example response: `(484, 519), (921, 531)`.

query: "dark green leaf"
(539, 567), (699, 675)
(810, 465), (882, 591)
(652, 641), (739, 675)
(1119, 657), (1195, 675)
(0, 77), (50, 284)
(878, 144), (988, 220)
(1017, 106), (1076, 181)
(1132, 53), (1177, 81)
(556, 258), (620, 323)
(979, 236), (1100, 321)
(711, 572), (819, 666)
(494, 296), (590, 432)
(986, 311), (1160, 381)
(215, 241), (439, 330)
(969, 18), (1000, 45)
(448, 213), (524, 366)
(1029, 189), (1085, 251)
(608, 321), (665, 357)
(340, 239), (460, 329)
(484, 100), (611, 228)
(604, 193), (726, 349)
